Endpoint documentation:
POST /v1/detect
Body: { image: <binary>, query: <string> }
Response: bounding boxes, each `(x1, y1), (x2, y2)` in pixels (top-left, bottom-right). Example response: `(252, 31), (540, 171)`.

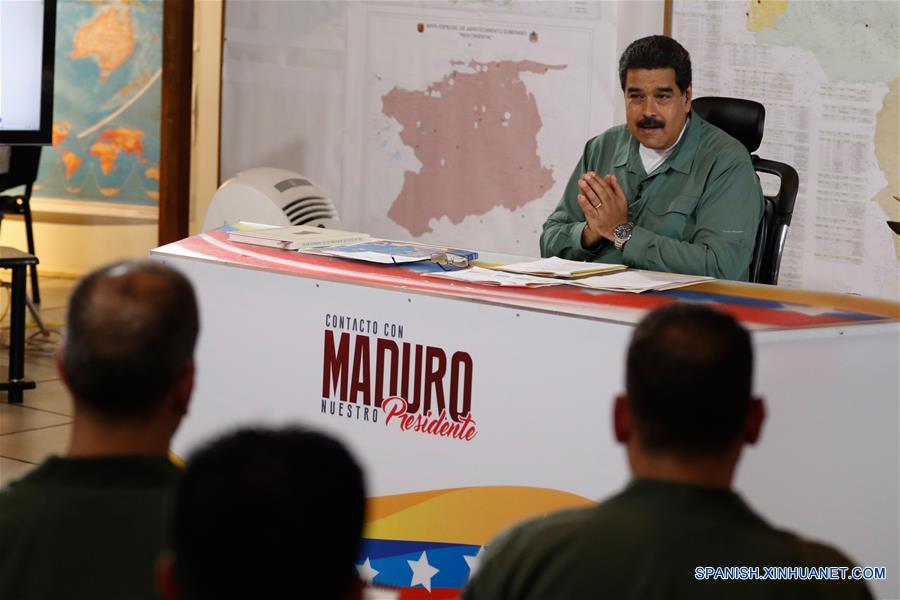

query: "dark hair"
(61, 260), (199, 417)
(619, 35), (692, 92)
(172, 427), (366, 600)
(626, 304), (753, 454)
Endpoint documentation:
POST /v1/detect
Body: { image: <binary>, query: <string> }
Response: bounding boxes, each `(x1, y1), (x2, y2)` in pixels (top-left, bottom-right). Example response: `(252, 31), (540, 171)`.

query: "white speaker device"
(203, 167), (340, 231)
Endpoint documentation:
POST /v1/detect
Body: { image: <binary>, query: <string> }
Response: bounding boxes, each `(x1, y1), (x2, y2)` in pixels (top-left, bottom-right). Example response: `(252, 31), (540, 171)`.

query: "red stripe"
(171, 233), (879, 329)
(396, 588), (460, 599)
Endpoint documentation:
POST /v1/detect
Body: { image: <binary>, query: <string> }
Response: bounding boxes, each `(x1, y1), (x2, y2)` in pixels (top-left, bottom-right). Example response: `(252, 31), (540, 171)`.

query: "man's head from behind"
(615, 304), (763, 484)
(619, 35), (693, 150)
(158, 427), (366, 600)
(60, 259), (199, 421)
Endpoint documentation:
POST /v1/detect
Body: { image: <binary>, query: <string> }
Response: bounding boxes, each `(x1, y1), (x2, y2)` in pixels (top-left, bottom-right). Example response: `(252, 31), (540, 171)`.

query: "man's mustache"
(637, 117), (665, 129)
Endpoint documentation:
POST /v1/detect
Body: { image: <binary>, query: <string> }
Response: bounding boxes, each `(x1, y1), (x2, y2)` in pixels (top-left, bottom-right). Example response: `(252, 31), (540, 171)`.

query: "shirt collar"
(613, 132), (631, 169)
(639, 119), (688, 175)
(614, 110), (701, 176)
(667, 110), (702, 174)
(640, 117), (688, 158)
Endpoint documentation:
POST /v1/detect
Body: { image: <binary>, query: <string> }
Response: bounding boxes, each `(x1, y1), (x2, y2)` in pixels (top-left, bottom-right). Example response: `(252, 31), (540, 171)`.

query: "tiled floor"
(0, 274), (76, 487)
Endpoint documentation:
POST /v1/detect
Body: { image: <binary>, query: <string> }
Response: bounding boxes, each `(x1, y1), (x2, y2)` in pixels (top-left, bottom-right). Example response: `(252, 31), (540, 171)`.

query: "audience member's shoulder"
(479, 486), (649, 562)
(462, 506), (594, 600)
(762, 526), (874, 599)
(801, 539), (875, 599)
(500, 504), (598, 549)
(797, 535), (869, 577)
(0, 469), (44, 526)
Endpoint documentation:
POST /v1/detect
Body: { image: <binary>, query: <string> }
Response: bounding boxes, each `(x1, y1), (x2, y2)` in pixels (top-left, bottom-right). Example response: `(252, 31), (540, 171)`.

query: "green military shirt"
(540, 112), (764, 281)
(463, 479), (873, 600)
(0, 455), (182, 600)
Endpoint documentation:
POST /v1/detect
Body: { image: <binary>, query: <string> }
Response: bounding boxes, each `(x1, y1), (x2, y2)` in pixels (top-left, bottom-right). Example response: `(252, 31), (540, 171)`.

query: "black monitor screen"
(0, 0), (56, 145)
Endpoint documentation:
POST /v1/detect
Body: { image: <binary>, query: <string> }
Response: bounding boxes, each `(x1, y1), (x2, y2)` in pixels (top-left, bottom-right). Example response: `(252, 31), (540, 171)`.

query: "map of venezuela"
(382, 59), (566, 236)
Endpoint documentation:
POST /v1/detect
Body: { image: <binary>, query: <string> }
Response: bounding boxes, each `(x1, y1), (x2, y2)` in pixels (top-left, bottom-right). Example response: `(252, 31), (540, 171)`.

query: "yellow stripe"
(168, 450), (186, 468)
(364, 486), (594, 546)
(692, 281), (900, 319)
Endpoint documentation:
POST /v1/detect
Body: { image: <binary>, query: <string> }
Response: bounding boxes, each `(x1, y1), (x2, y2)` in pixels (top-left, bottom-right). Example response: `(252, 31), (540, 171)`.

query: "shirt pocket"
(640, 194), (701, 240)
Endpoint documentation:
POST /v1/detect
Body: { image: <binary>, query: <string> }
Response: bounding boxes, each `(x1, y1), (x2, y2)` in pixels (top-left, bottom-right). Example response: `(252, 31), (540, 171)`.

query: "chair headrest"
(692, 96), (765, 153)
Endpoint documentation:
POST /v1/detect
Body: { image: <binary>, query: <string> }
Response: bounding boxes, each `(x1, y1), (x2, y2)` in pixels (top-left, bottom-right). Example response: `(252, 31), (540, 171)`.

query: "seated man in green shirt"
(0, 261), (199, 600)
(464, 304), (872, 600)
(540, 36), (764, 281)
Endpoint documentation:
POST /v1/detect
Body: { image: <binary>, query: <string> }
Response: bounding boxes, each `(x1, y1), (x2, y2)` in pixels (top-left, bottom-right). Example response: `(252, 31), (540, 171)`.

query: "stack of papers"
(228, 225), (370, 250)
(493, 256), (626, 279)
(424, 267), (565, 287)
(570, 270), (713, 293)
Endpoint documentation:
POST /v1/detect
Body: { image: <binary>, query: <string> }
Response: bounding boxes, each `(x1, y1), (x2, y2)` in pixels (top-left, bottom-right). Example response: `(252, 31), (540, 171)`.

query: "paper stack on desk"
(424, 266), (565, 287)
(228, 225), (370, 250)
(493, 256), (626, 279)
(570, 270), (713, 293)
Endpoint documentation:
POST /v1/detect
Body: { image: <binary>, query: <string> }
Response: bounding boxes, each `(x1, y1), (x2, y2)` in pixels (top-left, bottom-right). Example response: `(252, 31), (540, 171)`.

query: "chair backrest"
(692, 96), (799, 285)
(0, 145), (43, 193)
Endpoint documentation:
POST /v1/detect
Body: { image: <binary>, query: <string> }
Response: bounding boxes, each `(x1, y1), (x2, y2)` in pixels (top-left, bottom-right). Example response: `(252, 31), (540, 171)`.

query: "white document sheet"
(424, 266), (565, 287)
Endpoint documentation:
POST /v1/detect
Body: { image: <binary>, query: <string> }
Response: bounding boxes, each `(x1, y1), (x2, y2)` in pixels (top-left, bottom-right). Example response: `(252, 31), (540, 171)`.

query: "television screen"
(0, 0), (56, 145)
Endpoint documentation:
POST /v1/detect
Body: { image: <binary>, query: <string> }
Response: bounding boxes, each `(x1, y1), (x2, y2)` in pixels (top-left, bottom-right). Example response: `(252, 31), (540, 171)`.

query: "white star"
(784, 304), (840, 317)
(356, 557), (379, 584)
(463, 546), (485, 579)
(407, 551), (439, 592)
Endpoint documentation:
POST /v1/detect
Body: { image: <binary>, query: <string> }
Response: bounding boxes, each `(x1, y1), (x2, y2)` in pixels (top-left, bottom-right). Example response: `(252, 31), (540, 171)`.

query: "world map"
(34, 0), (161, 206)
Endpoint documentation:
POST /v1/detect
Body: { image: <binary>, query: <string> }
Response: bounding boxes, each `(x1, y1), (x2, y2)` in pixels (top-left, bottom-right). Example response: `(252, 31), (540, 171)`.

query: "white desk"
(153, 231), (899, 597)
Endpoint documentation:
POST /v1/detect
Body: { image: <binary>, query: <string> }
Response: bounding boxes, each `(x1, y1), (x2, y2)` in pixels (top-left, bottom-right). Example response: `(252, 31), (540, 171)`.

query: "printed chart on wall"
(342, 3), (617, 256)
(33, 0), (162, 207)
(672, 0), (900, 300)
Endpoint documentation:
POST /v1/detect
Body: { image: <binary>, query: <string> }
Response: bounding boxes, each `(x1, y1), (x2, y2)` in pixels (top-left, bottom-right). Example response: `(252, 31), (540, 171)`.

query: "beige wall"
(0, 202), (157, 276)
(2, 1), (223, 277)
(189, 0), (224, 235)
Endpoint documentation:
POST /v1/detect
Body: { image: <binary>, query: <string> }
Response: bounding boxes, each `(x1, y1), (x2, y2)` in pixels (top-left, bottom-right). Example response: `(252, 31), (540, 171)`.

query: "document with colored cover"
(317, 240), (478, 265)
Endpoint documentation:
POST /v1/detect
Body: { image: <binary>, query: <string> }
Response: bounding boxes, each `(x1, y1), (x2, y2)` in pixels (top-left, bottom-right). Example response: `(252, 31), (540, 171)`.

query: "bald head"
(61, 260), (199, 418)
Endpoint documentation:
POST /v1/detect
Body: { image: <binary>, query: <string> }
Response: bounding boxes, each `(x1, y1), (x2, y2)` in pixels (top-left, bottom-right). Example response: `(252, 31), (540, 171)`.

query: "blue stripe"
(660, 290), (884, 321)
(358, 538), (481, 588)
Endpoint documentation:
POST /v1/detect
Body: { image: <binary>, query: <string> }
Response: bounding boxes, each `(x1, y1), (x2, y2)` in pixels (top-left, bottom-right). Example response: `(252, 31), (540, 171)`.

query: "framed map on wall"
(33, 0), (161, 209)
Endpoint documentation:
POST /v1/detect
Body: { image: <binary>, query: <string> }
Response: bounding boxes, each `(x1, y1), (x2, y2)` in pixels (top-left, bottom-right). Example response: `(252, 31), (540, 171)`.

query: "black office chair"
(692, 97), (799, 285)
(0, 146), (42, 304)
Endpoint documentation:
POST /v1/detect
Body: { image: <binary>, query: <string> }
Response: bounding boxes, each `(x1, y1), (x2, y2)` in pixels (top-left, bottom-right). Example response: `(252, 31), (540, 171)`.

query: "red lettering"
(400, 343), (411, 407)
(349, 335), (371, 405)
(425, 409), (447, 435)
(375, 339), (399, 408)
(449, 351), (473, 422)
(329, 329), (478, 443)
(409, 344), (423, 413)
(322, 331), (350, 401)
(457, 412), (478, 441)
(382, 396), (406, 426)
(424, 346), (447, 416)
(415, 412), (429, 432)
(381, 404), (478, 442)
